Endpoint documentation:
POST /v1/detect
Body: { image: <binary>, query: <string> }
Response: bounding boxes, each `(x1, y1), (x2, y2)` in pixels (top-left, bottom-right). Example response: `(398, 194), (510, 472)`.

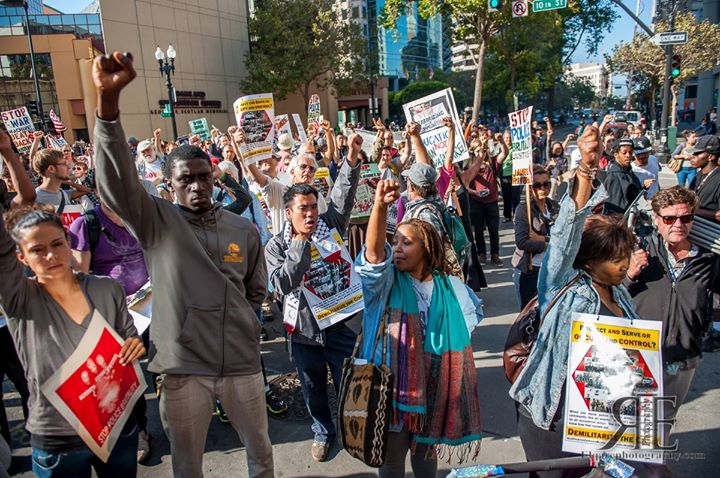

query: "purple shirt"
(69, 206), (149, 295)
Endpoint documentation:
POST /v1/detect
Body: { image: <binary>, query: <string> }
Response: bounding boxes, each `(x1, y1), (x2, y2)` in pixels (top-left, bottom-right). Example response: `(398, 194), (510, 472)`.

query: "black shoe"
(478, 254), (487, 265)
(266, 389), (288, 416)
(702, 329), (720, 352)
(260, 326), (269, 342)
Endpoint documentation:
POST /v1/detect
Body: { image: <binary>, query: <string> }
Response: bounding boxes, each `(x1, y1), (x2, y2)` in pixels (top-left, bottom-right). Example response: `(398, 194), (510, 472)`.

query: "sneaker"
(478, 254), (487, 265)
(214, 401), (231, 424)
(311, 440), (330, 462)
(266, 389), (288, 416)
(491, 254), (503, 267)
(137, 430), (151, 464)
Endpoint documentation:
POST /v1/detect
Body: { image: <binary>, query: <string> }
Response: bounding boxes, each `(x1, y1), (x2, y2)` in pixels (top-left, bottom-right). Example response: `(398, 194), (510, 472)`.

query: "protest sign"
(508, 106), (534, 185)
(307, 94), (321, 131)
(60, 204), (84, 231)
(563, 313), (664, 464)
(127, 281), (152, 335)
(402, 88), (469, 167)
(292, 113), (308, 143)
(233, 93), (275, 164)
(188, 118), (210, 141)
(47, 135), (69, 149)
(350, 163), (381, 220)
(301, 228), (364, 329)
(313, 167), (334, 200)
(1, 107), (35, 153)
(274, 114), (293, 142)
(41, 312), (146, 462)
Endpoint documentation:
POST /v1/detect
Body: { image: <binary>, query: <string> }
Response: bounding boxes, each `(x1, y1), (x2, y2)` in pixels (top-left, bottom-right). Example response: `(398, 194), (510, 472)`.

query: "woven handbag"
(337, 312), (393, 468)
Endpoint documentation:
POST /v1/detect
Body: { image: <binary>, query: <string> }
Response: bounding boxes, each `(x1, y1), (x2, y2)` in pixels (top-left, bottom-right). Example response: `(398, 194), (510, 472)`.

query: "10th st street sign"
(651, 31), (689, 46)
(533, 0), (568, 12)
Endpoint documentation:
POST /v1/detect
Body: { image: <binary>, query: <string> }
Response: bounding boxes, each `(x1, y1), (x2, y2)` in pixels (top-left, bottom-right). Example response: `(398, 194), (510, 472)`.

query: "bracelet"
(577, 163), (598, 179)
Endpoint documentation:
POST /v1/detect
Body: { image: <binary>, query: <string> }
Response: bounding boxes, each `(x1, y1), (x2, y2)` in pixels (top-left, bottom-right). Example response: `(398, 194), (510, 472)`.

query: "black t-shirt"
(690, 167), (720, 217)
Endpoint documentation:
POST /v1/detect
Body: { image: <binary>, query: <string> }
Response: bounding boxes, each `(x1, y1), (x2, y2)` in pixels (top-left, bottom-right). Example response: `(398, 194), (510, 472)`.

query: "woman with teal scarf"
(354, 179), (484, 478)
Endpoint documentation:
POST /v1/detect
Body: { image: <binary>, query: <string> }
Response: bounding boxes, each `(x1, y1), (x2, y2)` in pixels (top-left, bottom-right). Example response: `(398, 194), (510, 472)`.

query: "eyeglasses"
(73, 166), (85, 171)
(532, 181), (551, 189)
(298, 163), (316, 172)
(657, 214), (694, 225)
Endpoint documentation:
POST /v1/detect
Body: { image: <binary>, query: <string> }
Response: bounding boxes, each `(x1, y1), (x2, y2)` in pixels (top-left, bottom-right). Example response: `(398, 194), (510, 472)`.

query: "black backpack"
(82, 209), (102, 272)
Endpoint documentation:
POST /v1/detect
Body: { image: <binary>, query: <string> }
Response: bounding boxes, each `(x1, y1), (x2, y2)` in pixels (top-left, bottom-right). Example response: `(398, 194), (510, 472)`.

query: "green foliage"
(241, 0), (368, 104)
(554, 75), (597, 109)
(391, 80), (451, 106)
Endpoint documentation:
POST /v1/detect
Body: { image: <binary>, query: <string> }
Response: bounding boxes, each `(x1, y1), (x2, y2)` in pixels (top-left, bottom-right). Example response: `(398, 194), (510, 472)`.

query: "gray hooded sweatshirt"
(94, 118), (267, 376)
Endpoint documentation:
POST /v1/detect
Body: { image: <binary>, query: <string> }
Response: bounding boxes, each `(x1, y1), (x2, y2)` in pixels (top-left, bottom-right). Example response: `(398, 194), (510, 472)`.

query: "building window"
(352, 6), (359, 18)
(0, 53), (58, 123)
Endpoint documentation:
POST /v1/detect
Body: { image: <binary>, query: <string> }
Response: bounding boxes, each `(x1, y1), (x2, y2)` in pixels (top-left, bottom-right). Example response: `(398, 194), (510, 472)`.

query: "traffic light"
(488, 0), (503, 12)
(27, 100), (38, 116)
(671, 54), (681, 77)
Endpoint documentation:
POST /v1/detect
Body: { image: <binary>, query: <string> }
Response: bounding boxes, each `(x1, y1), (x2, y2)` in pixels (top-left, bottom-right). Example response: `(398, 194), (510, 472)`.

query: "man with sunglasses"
(625, 186), (720, 432)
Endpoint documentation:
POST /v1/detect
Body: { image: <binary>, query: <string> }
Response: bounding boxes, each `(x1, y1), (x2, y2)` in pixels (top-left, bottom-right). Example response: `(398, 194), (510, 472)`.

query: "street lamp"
(155, 44), (178, 140)
(1, 0), (46, 132)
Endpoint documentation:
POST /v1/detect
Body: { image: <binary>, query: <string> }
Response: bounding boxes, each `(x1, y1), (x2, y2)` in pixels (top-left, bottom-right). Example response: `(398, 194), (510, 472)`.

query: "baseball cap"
(633, 136), (652, 154)
(277, 133), (293, 151)
(137, 140), (153, 152)
(401, 163), (438, 186)
(686, 135), (720, 155)
(613, 137), (635, 151)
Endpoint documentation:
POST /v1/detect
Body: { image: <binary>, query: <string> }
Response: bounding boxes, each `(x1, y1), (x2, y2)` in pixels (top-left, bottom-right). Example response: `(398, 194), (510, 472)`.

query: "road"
(3, 169), (719, 477)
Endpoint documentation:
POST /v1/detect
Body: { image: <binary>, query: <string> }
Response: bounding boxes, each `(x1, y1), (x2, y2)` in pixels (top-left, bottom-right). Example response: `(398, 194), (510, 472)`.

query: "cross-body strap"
(540, 273), (583, 321)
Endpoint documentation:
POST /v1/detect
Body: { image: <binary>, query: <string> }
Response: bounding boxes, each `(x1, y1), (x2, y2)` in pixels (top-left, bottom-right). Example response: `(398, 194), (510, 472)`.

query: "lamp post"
(155, 44), (177, 140)
(1, 0), (46, 131)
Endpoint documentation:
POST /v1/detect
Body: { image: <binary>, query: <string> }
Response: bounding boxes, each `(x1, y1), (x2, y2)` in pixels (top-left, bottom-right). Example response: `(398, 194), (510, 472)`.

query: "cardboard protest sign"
(47, 135), (69, 149)
(41, 312), (146, 462)
(563, 313), (664, 464)
(233, 93), (275, 164)
(292, 113), (308, 143)
(188, 118), (210, 141)
(1, 107), (35, 153)
(274, 114), (293, 142)
(302, 228), (364, 329)
(307, 94), (321, 132)
(508, 106), (534, 185)
(402, 88), (469, 167)
(350, 163), (381, 220)
(60, 204), (84, 231)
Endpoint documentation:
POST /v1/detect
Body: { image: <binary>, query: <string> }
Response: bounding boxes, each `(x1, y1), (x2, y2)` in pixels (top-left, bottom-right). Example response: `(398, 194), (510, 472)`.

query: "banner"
(41, 312), (146, 462)
(301, 228), (364, 329)
(402, 88), (469, 167)
(233, 93), (275, 164)
(292, 113), (308, 143)
(188, 117), (210, 141)
(307, 94), (321, 132)
(274, 114), (293, 142)
(508, 106), (534, 185)
(1, 107), (35, 153)
(563, 313), (664, 464)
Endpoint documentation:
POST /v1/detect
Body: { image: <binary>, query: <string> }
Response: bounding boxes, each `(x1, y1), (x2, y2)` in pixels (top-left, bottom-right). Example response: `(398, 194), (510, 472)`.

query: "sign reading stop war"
(41, 312), (146, 462)
(1, 107), (35, 153)
(508, 106), (534, 185)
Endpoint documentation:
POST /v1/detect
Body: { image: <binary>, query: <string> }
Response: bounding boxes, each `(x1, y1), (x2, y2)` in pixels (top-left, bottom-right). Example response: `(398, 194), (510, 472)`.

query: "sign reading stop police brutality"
(1, 106), (35, 153)
(563, 313), (664, 464)
(41, 312), (146, 462)
(508, 106), (534, 185)
(233, 93), (275, 164)
(402, 88), (469, 167)
(308, 94), (322, 131)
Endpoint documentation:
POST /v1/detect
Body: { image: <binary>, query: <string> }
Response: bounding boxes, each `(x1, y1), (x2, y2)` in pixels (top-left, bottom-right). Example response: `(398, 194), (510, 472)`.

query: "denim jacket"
(508, 180), (641, 430)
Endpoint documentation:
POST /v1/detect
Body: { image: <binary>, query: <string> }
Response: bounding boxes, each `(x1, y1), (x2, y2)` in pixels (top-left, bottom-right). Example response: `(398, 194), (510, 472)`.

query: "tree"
(607, 12), (720, 126)
(554, 75), (597, 110)
(241, 0), (368, 112)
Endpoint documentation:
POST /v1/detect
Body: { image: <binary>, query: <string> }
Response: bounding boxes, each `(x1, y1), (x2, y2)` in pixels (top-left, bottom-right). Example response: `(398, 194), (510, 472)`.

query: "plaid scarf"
(385, 269), (482, 461)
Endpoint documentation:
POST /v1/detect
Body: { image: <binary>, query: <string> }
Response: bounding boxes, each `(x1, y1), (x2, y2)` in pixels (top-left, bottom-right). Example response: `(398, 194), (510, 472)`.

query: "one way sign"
(650, 31), (689, 46)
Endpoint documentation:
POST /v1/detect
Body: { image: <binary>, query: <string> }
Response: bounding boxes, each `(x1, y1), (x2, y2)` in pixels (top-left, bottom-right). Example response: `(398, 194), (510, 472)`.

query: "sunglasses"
(532, 181), (551, 189)
(298, 163), (316, 172)
(657, 214), (694, 225)
(73, 166), (85, 171)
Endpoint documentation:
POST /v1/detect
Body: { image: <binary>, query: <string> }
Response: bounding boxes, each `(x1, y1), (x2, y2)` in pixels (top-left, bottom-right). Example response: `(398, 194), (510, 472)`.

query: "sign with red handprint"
(41, 312), (146, 462)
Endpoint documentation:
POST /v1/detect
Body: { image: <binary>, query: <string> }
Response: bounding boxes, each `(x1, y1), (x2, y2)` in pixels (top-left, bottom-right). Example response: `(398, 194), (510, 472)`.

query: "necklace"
(696, 165), (718, 193)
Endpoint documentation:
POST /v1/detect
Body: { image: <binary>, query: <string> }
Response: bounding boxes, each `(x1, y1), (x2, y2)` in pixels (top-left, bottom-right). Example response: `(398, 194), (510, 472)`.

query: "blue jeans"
(31, 425), (138, 478)
(291, 324), (357, 444)
(676, 167), (697, 187)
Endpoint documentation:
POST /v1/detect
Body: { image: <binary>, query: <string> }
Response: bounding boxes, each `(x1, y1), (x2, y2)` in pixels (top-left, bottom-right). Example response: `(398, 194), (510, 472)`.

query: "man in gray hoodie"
(92, 52), (273, 478)
(265, 133), (362, 462)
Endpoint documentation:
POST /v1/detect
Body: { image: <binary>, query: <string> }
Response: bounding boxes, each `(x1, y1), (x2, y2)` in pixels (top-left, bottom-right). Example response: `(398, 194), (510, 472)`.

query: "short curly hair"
(651, 186), (699, 214)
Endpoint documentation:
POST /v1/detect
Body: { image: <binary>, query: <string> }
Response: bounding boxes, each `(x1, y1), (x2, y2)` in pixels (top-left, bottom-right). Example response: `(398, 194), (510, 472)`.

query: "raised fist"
(93, 52), (136, 97)
(153, 128), (161, 138)
(375, 179), (401, 205)
(577, 126), (600, 168)
(442, 116), (454, 129)
(348, 133), (363, 153)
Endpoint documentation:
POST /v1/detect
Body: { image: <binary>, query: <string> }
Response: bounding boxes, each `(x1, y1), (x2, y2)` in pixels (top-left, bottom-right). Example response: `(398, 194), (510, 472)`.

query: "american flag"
(49, 109), (66, 133)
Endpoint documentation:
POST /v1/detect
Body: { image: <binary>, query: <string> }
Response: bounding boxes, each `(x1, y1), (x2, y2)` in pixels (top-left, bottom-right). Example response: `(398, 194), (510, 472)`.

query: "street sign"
(650, 31), (689, 46)
(533, 0), (567, 12)
(512, 0), (528, 17)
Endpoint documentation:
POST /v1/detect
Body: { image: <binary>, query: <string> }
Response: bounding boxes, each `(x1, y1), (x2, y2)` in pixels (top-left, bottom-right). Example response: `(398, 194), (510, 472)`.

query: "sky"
(45, 0), (653, 67)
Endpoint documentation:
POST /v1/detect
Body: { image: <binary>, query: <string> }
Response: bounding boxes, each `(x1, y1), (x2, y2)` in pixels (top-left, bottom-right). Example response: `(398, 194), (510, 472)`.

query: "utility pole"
(658, 0), (682, 164)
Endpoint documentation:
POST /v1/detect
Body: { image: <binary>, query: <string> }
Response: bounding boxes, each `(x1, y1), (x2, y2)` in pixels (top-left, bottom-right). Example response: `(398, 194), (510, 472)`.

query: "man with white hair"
(135, 138), (166, 183)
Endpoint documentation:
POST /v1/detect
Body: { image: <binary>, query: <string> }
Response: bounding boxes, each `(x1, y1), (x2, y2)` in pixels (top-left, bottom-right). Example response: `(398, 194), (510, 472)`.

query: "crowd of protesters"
(0, 50), (718, 478)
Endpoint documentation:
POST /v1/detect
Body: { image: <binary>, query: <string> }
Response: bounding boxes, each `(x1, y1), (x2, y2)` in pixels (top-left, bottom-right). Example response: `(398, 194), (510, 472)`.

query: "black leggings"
(500, 176), (522, 220)
(0, 326), (29, 445)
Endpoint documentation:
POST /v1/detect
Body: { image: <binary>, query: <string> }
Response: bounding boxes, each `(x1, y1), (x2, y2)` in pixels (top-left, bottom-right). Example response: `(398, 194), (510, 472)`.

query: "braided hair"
(397, 218), (451, 279)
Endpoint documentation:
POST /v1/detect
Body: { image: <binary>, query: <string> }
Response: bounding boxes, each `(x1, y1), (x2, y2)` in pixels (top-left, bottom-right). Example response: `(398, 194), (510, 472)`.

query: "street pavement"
(3, 169), (719, 477)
